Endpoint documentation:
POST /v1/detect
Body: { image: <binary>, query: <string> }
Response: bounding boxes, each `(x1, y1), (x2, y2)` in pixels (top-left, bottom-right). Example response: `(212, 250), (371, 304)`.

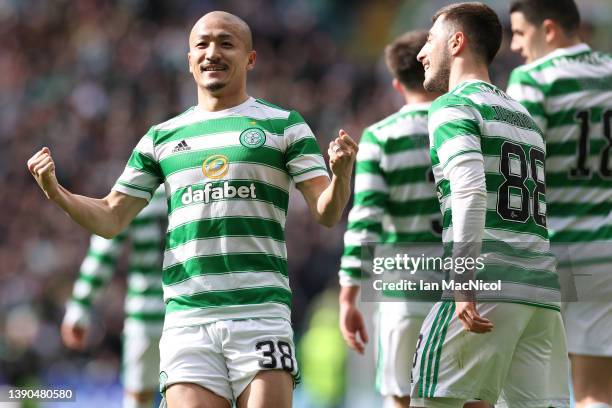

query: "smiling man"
(27, 11), (357, 408)
(506, 1), (612, 407)
(411, 2), (569, 406)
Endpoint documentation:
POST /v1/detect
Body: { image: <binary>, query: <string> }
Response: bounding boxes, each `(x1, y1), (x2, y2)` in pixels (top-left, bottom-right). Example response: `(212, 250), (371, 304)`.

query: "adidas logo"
(172, 140), (191, 153)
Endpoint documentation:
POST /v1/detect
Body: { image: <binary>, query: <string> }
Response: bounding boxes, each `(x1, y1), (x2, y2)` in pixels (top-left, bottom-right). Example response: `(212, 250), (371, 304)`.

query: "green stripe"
(169, 180), (289, 214)
(340, 266), (361, 278)
(162, 254), (288, 285)
(346, 220), (382, 235)
(476, 264), (560, 290)
(131, 216), (165, 226)
(76, 274), (105, 288)
(71, 296), (92, 307)
(383, 134), (429, 154)
(384, 231), (442, 243)
(423, 302), (452, 397)
(428, 302), (455, 396)
(519, 101), (546, 118)
(546, 171), (611, 188)
(85, 250), (116, 267)
(126, 312), (166, 321)
(133, 241), (162, 251)
(160, 145), (285, 176)
(548, 201), (612, 217)
(442, 149), (482, 169)
(543, 76), (612, 97)
(433, 119), (480, 146)
(127, 288), (165, 297)
(285, 137), (322, 163)
(548, 106), (607, 129)
(128, 266), (163, 275)
(550, 225), (612, 242)
(127, 151), (162, 178)
(116, 180), (155, 194)
(167, 217), (285, 250)
(546, 138), (607, 157)
(387, 198), (441, 216)
(353, 191), (388, 208)
(355, 160), (383, 176)
(290, 165), (327, 177)
(418, 302), (448, 397)
(166, 286), (292, 312)
(386, 165), (431, 185)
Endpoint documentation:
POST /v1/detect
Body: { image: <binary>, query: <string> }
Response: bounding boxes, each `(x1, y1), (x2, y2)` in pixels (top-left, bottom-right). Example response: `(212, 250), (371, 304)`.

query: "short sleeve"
(283, 111), (329, 183)
(113, 128), (164, 201)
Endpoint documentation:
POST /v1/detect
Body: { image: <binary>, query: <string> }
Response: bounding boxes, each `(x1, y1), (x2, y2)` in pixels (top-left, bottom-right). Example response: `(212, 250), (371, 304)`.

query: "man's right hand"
(61, 322), (87, 350)
(339, 302), (369, 354)
(27, 147), (60, 200)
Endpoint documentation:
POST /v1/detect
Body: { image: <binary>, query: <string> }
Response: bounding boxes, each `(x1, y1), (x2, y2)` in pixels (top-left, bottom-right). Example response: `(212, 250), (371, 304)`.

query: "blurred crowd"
(1, 0), (610, 403)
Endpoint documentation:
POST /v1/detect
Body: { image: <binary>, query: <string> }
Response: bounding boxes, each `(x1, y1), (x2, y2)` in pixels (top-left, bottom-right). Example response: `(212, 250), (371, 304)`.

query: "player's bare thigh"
(236, 370), (293, 408)
(165, 382), (231, 408)
(570, 354), (612, 407)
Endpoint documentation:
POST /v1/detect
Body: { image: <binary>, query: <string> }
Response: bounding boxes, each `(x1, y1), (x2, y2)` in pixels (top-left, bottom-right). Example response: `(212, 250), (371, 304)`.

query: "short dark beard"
(205, 82), (226, 92)
(423, 50), (451, 93)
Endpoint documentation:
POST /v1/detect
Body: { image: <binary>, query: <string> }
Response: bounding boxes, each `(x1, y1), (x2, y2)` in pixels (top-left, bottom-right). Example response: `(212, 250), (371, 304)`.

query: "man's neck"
(197, 88), (250, 112)
(546, 36), (583, 56)
(448, 58), (491, 92)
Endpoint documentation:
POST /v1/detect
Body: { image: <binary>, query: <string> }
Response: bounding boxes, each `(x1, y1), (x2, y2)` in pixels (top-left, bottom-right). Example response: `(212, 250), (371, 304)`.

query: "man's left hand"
(328, 129), (358, 178)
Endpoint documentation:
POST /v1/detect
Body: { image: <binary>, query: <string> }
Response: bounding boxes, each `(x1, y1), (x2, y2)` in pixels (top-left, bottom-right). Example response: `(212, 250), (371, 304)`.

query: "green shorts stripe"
(417, 302), (450, 397)
(428, 302), (455, 397)
(424, 302), (453, 396)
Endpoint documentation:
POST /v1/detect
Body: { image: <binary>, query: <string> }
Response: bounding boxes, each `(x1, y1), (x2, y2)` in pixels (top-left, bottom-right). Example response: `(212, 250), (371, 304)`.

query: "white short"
(375, 302), (431, 397)
(158, 318), (298, 402)
(122, 320), (162, 392)
(561, 262), (612, 356)
(410, 301), (570, 408)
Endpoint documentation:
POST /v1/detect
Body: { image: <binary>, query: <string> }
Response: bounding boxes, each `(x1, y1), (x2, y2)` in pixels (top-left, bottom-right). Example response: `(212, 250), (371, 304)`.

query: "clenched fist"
(27, 147), (60, 199)
(328, 130), (358, 179)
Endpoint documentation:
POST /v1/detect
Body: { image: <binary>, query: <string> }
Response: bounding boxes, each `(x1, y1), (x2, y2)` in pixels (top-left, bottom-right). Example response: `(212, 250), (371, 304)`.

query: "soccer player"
(506, 1), (612, 406)
(338, 30), (441, 408)
(61, 188), (166, 408)
(411, 2), (570, 406)
(26, 11), (358, 408)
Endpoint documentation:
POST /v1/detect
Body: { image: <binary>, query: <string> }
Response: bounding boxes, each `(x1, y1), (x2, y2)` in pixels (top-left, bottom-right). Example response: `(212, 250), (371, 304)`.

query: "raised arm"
(296, 130), (358, 227)
(27, 147), (148, 238)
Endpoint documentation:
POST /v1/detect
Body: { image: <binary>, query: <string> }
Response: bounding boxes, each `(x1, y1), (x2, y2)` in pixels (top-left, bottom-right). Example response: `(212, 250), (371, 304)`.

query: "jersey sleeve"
(283, 110), (330, 183)
(339, 129), (388, 286)
(429, 95), (484, 180)
(506, 68), (548, 133)
(63, 232), (127, 328)
(113, 128), (164, 201)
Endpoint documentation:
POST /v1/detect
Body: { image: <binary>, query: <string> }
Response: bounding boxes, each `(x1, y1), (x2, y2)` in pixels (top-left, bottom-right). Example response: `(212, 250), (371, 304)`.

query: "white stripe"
(528, 61), (612, 84)
(73, 280), (95, 299)
(163, 303), (290, 329)
(284, 123), (316, 147)
(168, 199), (286, 231)
(113, 183), (152, 201)
(130, 250), (163, 267)
(89, 235), (122, 255)
(546, 90), (612, 113)
(292, 168), (329, 183)
(131, 223), (163, 241)
(125, 297), (166, 314)
(429, 105), (480, 137)
(128, 274), (162, 292)
(546, 153), (601, 173)
(163, 236), (287, 269)
(340, 255), (362, 270)
(134, 136), (155, 156)
(348, 205), (383, 223)
(437, 135), (482, 168)
(343, 229), (380, 246)
(164, 163), (290, 196)
(374, 116), (428, 142)
(506, 83), (544, 103)
(483, 229), (550, 247)
(163, 271), (289, 301)
(388, 182), (437, 201)
(356, 142), (381, 161)
(482, 122), (544, 149)
(382, 149), (431, 170)
(118, 166), (159, 189)
(547, 187), (612, 204)
(548, 214), (612, 232)
(287, 153), (328, 176)
(354, 173), (388, 194)
(80, 258), (113, 279)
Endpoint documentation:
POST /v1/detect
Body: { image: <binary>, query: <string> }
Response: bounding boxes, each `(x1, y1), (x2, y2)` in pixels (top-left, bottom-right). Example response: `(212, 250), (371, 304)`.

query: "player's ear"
(246, 50), (257, 71)
(542, 19), (557, 44)
(449, 31), (465, 57)
(392, 78), (404, 93)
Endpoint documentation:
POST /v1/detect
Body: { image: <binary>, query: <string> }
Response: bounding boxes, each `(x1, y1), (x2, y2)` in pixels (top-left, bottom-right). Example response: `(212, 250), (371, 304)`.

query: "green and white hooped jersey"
(339, 103), (442, 300)
(430, 80), (560, 309)
(113, 97), (329, 329)
(507, 44), (612, 256)
(64, 188), (166, 330)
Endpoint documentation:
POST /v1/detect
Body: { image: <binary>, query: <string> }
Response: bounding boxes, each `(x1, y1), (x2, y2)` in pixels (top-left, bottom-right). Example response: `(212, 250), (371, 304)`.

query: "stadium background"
(0, 0), (611, 407)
